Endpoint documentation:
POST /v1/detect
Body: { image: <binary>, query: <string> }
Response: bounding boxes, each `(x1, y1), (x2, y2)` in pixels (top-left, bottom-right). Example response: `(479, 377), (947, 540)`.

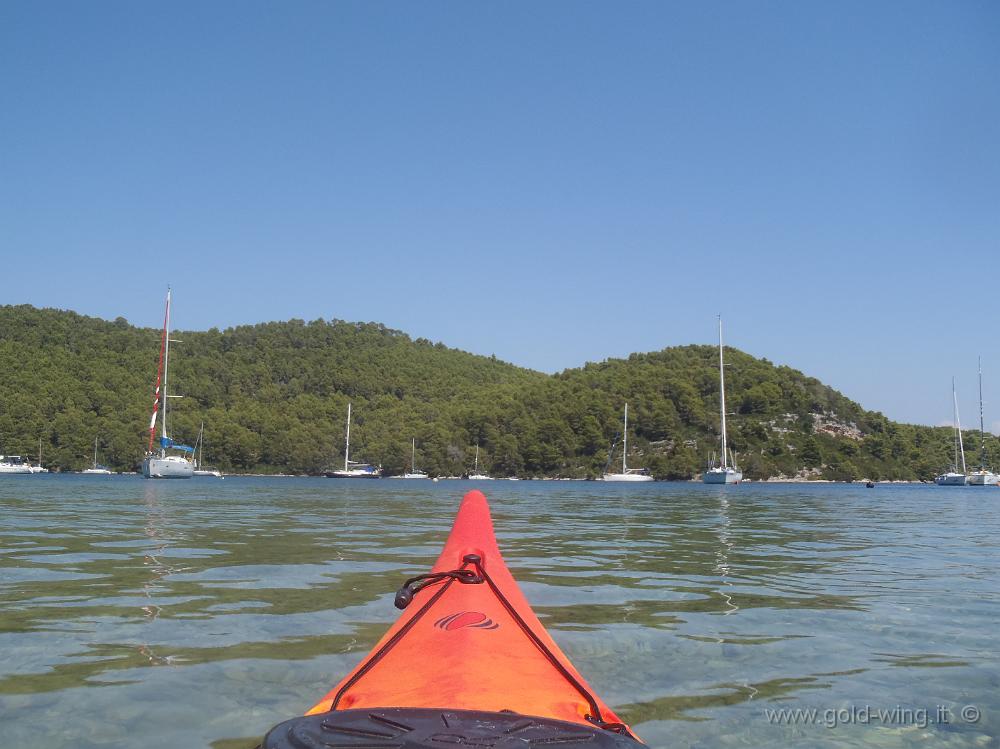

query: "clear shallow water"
(0, 476), (997, 749)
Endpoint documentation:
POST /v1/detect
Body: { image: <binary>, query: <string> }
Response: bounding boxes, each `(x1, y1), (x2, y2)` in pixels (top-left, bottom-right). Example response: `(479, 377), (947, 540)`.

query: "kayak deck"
(261, 490), (641, 747)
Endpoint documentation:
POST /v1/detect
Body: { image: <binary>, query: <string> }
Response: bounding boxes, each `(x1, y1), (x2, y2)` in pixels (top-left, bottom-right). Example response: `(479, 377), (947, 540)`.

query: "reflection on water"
(0, 477), (997, 749)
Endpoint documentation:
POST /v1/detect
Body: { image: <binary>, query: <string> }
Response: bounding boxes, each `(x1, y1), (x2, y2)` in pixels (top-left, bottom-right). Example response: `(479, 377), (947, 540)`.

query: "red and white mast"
(147, 290), (170, 454)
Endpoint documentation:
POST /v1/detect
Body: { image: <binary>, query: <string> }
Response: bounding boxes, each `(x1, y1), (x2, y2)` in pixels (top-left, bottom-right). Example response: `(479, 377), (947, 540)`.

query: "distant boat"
(142, 289), (195, 479)
(602, 403), (654, 482)
(968, 358), (998, 486)
(325, 403), (381, 478)
(29, 438), (49, 473)
(401, 438), (429, 479)
(703, 317), (742, 485)
(192, 422), (223, 478)
(935, 378), (968, 486)
(467, 443), (493, 480)
(81, 436), (113, 475)
(0, 455), (33, 475)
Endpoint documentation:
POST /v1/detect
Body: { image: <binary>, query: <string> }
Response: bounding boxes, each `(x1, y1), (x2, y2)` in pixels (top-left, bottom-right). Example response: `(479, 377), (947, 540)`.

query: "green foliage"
(1, 305), (995, 481)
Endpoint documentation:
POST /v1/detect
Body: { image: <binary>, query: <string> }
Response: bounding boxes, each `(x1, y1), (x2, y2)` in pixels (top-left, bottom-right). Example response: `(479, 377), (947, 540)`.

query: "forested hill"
(0, 305), (991, 480)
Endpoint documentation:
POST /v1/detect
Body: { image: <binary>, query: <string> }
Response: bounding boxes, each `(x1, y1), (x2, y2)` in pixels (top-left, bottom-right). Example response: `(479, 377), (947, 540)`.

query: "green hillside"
(0, 304), (994, 480)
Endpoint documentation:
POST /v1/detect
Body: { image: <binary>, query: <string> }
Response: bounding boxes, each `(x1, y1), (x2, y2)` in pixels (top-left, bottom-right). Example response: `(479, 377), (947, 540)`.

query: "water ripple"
(0, 477), (997, 749)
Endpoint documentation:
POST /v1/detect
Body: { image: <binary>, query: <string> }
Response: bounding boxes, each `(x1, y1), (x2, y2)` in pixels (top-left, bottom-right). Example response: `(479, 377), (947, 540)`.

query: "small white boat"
(142, 289), (194, 479)
(603, 403), (654, 482)
(467, 444), (493, 480)
(327, 464), (381, 479)
(936, 472), (968, 486)
(0, 455), (33, 475)
(703, 462), (741, 485)
(400, 438), (429, 479)
(703, 317), (742, 485)
(968, 358), (998, 486)
(192, 422), (223, 477)
(935, 378), (968, 486)
(28, 438), (49, 473)
(967, 470), (998, 486)
(145, 454), (196, 479)
(82, 437), (113, 474)
(325, 403), (381, 478)
(602, 470), (654, 482)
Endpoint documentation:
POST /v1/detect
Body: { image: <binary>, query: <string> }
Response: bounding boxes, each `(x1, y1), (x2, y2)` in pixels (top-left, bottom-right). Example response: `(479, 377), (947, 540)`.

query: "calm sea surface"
(0, 476), (997, 749)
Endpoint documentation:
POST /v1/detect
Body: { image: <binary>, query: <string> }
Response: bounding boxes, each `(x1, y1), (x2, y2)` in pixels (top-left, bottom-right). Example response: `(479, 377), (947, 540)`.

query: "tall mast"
(147, 290), (170, 453)
(953, 378), (967, 473)
(197, 422), (205, 468)
(979, 357), (986, 470)
(719, 316), (729, 470)
(622, 403), (628, 474)
(475, 443), (480, 472)
(93, 436), (98, 470)
(952, 379), (959, 471)
(344, 403), (351, 471)
(161, 289), (172, 457)
(412, 438), (416, 473)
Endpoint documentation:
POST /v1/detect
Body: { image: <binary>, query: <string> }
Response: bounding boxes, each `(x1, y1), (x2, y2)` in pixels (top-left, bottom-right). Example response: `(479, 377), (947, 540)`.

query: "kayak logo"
(435, 611), (499, 631)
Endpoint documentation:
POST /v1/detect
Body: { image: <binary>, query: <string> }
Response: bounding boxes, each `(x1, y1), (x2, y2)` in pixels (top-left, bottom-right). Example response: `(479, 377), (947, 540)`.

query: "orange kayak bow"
(261, 490), (642, 748)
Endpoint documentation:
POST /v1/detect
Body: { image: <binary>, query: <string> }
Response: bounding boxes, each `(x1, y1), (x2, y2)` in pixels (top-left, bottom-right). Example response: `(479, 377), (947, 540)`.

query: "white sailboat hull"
(194, 469), (223, 477)
(967, 471), (999, 486)
(0, 457), (33, 474)
(934, 472), (968, 486)
(325, 468), (381, 479)
(81, 468), (113, 475)
(143, 455), (194, 479)
(602, 472), (654, 482)
(400, 472), (429, 479)
(467, 474), (494, 480)
(0, 464), (33, 475)
(703, 468), (742, 484)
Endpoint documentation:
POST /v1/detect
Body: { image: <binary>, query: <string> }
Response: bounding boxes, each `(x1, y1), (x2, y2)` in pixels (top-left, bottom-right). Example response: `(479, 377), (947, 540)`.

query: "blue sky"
(2, 2), (998, 428)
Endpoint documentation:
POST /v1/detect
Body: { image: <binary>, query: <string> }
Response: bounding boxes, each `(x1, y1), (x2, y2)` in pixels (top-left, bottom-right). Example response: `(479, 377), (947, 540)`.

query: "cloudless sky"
(2, 2), (998, 428)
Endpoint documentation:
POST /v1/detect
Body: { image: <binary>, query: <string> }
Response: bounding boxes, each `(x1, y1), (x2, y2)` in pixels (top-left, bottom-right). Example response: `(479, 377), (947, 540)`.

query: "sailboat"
(602, 403), (654, 482)
(325, 403), (381, 478)
(82, 436), (113, 474)
(467, 443), (493, 480)
(192, 422), (223, 477)
(967, 358), (998, 486)
(401, 438), (429, 479)
(703, 316), (742, 484)
(142, 289), (195, 479)
(0, 455), (33, 474)
(29, 438), (49, 473)
(935, 378), (968, 485)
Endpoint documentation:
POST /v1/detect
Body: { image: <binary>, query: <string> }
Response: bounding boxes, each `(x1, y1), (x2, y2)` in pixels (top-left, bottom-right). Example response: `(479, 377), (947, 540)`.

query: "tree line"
(1, 304), (995, 480)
